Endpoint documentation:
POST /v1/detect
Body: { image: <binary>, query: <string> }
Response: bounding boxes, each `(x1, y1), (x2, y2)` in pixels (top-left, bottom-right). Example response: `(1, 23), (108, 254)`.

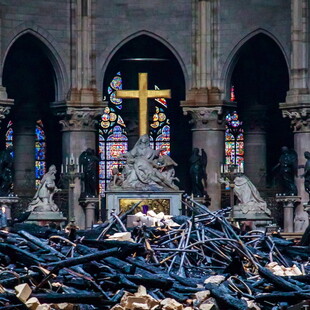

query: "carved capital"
(0, 86), (14, 125)
(52, 102), (106, 132)
(0, 106), (12, 120)
(282, 108), (310, 132)
(183, 106), (223, 129)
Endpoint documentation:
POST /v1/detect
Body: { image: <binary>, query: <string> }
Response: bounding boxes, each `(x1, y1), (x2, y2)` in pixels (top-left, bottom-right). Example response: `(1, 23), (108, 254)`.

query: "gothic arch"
(98, 30), (188, 90)
(222, 29), (289, 100)
(3, 23), (68, 101)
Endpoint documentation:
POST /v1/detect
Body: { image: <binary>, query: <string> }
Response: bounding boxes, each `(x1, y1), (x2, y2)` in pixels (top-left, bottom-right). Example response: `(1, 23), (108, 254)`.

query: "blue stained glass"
(35, 121), (46, 188)
(36, 127), (45, 140)
(6, 128), (13, 142)
(35, 142), (46, 160)
(110, 92), (122, 105)
(156, 125), (170, 141)
(35, 161), (46, 178)
(110, 76), (122, 90)
(107, 126), (128, 141)
(99, 163), (105, 179)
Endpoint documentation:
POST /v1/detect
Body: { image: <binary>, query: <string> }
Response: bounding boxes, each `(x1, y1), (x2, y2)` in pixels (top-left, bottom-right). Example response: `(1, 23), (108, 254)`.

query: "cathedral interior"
(0, 1), (309, 309)
(0, 1), (307, 230)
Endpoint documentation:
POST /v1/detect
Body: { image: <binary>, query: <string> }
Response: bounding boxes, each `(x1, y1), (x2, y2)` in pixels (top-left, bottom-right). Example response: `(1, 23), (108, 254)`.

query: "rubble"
(0, 198), (310, 309)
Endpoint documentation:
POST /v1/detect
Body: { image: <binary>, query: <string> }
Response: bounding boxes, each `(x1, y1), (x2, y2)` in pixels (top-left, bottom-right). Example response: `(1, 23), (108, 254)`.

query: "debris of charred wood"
(2, 198), (310, 309)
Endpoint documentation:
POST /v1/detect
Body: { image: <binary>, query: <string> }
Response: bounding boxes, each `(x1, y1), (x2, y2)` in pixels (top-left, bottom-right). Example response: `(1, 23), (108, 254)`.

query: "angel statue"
(273, 146), (298, 196)
(300, 151), (310, 203)
(189, 148), (207, 197)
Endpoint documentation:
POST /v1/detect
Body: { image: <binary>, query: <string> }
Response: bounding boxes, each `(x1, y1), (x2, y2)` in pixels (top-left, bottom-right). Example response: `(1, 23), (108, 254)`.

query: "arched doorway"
(229, 33), (290, 192)
(100, 34), (190, 194)
(2, 33), (61, 197)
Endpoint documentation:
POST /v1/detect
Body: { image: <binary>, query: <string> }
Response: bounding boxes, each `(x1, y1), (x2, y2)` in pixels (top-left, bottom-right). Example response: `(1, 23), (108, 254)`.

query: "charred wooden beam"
(32, 292), (114, 305)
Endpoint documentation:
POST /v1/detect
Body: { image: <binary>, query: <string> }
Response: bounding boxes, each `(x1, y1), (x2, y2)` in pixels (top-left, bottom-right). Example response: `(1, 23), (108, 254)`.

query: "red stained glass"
(225, 112), (244, 169)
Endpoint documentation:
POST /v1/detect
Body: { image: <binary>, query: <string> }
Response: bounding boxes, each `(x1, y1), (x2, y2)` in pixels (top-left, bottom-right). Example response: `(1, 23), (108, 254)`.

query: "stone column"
(13, 106), (38, 196)
(279, 108), (310, 231)
(79, 197), (98, 229)
(53, 104), (105, 229)
(276, 195), (301, 233)
(13, 123), (36, 196)
(243, 106), (267, 188)
(183, 106), (225, 211)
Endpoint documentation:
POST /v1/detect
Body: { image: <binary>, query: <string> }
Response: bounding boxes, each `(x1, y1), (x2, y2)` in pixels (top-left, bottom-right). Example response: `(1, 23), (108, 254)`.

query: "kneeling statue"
(28, 165), (60, 212)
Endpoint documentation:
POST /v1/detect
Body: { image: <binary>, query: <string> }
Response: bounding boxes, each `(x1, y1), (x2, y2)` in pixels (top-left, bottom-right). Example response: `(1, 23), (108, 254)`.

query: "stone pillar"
(53, 104), (105, 229)
(276, 195), (301, 233)
(80, 197), (98, 229)
(280, 108), (310, 231)
(278, 0), (310, 232)
(183, 106), (225, 211)
(13, 119), (36, 196)
(243, 106), (267, 188)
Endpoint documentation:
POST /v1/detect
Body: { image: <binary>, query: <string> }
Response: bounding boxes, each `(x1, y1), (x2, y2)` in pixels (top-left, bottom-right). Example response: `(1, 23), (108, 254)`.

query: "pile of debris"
(0, 200), (310, 309)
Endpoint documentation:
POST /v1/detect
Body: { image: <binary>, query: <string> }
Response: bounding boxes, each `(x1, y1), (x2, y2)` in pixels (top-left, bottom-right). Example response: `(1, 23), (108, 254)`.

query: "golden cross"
(115, 73), (171, 136)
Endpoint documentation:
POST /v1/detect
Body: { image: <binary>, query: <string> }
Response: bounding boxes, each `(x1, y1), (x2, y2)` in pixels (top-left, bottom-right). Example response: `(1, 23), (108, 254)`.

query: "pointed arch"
(2, 23), (68, 101)
(222, 29), (289, 100)
(98, 30), (189, 91)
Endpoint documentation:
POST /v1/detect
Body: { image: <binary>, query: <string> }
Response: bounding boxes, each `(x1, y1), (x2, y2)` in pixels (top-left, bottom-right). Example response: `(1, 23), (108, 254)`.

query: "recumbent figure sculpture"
(79, 148), (100, 197)
(108, 134), (179, 191)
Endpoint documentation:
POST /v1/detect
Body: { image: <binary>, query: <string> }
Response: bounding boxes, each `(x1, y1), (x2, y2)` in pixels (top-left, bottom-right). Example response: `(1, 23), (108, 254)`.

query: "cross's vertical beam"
(139, 73), (148, 136)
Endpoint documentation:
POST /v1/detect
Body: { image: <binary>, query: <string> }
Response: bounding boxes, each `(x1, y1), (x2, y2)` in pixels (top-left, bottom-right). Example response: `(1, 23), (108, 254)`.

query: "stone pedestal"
(106, 190), (183, 219)
(27, 211), (67, 228)
(276, 195), (301, 233)
(79, 197), (98, 229)
(0, 195), (19, 220)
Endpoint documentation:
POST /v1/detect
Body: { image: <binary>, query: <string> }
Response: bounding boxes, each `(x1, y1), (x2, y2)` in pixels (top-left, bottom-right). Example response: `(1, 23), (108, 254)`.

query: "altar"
(105, 73), (182, 219)
(105, 190), (183, 218)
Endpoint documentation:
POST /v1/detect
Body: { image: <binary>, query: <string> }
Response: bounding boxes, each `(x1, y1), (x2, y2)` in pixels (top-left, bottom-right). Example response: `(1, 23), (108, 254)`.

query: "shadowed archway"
(102, 34), (191, 193)
(2, 33), (61, 196)
(230, 33), (290, 189)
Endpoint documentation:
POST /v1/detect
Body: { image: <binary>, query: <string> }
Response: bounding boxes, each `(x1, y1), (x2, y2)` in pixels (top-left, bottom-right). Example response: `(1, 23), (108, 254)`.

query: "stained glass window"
(150, 86), (170, 156)
(5, 121), (13, 150)
(99, 77), (171, 195)
(225, 111), (244, 171)
(35, 120), (46, 188)
(5, 120), (46, 188)
(99, 72), (128, 195)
